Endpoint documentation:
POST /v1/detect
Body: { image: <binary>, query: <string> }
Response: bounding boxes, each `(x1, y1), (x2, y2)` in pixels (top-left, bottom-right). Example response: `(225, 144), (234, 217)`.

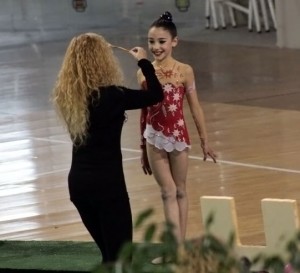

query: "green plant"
(251, 230), (300, 273)
(92, 208), (176, 273)
(92, 209), (242, 273)
(93, 208), (300, 273)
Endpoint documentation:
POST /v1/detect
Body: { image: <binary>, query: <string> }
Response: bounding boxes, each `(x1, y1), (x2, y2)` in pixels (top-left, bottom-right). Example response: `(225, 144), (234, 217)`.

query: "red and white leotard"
(142, 82), (191, 152)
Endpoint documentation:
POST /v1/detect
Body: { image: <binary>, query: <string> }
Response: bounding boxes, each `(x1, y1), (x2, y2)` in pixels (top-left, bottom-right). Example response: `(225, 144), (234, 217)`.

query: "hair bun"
(160, 11), (173, 22)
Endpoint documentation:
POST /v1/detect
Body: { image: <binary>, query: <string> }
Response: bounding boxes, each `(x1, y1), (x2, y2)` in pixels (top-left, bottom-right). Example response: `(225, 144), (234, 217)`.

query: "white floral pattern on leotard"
(144, 83), (191, 152)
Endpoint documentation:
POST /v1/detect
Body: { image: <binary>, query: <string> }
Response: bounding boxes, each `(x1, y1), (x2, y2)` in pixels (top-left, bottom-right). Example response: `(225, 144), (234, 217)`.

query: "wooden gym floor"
(0, 30), (300, 248)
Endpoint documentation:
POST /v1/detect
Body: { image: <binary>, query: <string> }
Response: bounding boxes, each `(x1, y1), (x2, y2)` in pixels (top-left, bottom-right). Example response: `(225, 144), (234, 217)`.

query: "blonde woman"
(52, 33), (163, 263)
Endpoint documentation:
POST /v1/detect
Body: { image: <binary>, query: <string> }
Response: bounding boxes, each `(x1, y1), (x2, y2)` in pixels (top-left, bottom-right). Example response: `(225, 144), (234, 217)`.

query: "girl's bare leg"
(146, 144), (188, 243)
(168, 149), (189, 239)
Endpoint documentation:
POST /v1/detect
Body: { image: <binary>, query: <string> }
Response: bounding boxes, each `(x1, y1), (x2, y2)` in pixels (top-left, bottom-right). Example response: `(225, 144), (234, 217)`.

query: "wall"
(0, 0), (205, 46)
(276, 0), (300, 49)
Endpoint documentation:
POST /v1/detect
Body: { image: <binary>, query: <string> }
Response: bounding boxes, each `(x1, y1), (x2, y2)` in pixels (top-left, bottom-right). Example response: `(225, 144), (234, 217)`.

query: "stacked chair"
(205, 0), (277, 33)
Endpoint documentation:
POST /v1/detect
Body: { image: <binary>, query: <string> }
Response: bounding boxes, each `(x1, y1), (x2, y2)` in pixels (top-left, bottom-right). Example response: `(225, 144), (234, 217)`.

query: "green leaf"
(144, 223), (157, 242)
(290, 251), (300, 269)
(227, 231), (235, 248)
(263, 256), (285, 273)
(134, 208), (154, 229)
(205, 212), (215, 231)
(287, 240), (298, 253)
(118, 242), (136, 262)
(251, 253), (264, 265)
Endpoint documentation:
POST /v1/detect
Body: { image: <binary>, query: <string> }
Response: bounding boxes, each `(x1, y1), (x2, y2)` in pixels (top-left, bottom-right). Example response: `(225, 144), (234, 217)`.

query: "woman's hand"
(129, 46), (147, 61)
(141, 147), (152, 175)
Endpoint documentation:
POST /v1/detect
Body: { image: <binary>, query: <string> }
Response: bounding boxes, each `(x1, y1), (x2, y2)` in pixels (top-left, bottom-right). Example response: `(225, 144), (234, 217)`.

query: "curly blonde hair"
(52, 33), (124, 145)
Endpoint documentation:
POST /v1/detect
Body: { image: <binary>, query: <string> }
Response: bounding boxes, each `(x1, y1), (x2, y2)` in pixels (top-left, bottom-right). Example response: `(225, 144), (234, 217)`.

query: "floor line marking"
(30, 137), (70, 144)
(189, 156), (300, 174)
(123, 156), (140, 162)
(30, 138), (300, 175)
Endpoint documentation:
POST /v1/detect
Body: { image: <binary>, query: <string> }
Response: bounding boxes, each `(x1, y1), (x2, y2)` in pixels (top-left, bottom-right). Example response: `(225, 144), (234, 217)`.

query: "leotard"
(143, 82), (191, 152)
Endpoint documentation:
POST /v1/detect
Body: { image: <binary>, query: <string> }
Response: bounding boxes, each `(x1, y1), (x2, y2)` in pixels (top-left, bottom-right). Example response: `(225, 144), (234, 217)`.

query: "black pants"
(72, 196), (133, 263)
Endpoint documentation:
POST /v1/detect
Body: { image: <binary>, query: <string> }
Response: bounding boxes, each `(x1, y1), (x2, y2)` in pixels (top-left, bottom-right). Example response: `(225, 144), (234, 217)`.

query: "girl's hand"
(201, 140), (217, 163)
(129, 46), (147, 61)
(141, 147), (152, 175)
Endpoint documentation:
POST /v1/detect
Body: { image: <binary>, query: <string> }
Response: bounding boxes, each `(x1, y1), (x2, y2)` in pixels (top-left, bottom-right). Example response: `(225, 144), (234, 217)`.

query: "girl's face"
(147, 27), (178, 62)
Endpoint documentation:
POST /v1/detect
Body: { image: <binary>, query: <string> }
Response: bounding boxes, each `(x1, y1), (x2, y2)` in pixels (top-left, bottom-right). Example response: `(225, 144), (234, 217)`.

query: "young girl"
(138, 11), (217, 256)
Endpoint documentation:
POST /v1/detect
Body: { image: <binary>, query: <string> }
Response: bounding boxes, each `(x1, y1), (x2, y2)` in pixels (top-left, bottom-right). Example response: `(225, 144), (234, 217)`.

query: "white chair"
(205, 0), (276, 33)
(247, 0), (262, 32)
(249, 0), (277, 31)
(267, 0), (277, 29)
(205, 0), (237, 29)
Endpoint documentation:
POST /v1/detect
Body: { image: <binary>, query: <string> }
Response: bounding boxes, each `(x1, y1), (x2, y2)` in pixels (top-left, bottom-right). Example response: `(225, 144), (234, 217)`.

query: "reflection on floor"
(0, 12), (299, 247)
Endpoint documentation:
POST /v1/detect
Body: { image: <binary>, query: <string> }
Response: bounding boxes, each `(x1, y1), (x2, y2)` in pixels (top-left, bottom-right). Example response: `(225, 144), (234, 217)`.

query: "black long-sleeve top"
(68, 59), (163, 200)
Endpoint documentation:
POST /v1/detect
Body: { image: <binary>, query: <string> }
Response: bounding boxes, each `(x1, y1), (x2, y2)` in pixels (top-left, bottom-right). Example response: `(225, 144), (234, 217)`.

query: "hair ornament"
(160, 11), (173, 22)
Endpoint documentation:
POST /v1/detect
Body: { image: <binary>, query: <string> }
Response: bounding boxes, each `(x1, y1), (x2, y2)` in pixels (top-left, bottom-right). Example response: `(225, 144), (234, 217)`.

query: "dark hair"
(150, 11), (177, 38)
